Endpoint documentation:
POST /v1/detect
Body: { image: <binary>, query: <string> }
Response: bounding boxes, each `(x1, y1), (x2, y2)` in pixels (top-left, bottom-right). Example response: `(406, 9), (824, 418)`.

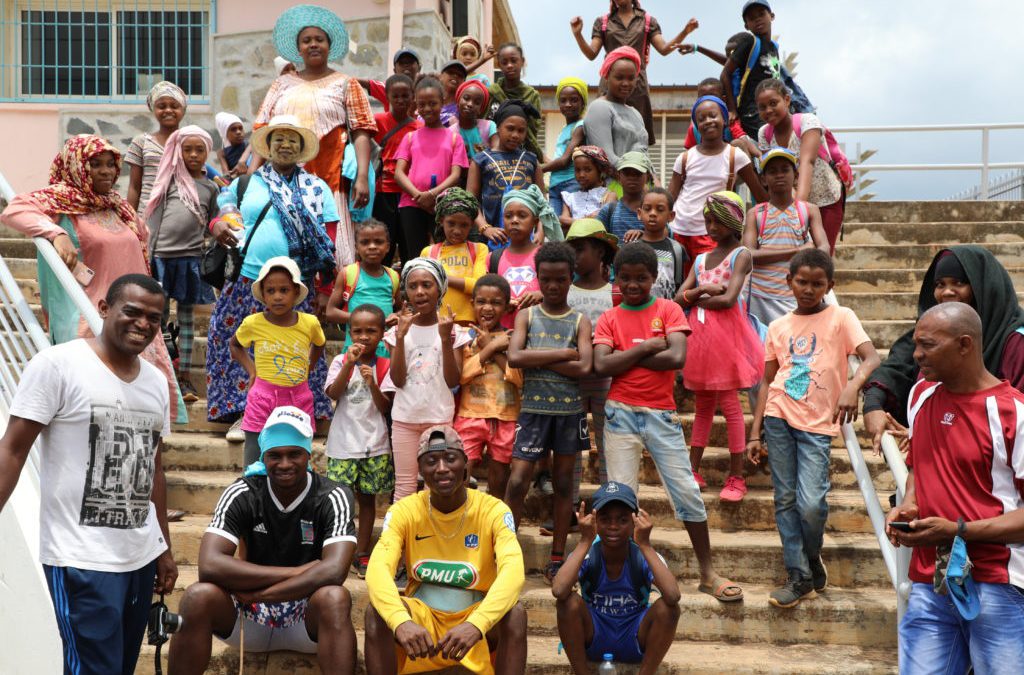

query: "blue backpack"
(579, 538), (652, 608)
(732, 36), (815, 114)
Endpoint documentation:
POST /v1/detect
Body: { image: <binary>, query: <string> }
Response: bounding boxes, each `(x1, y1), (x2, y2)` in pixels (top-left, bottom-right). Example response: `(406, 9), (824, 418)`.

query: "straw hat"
(250, 115), (320, 164)
(273, 4), (349, 65)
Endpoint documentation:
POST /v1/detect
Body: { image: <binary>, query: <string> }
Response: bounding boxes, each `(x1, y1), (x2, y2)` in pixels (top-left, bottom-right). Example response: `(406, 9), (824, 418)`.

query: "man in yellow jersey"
(364, 425), (527, 674)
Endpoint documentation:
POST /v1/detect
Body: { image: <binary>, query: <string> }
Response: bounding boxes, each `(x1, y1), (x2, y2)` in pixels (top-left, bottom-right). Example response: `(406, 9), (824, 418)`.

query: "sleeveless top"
(520, 306), (583, 415)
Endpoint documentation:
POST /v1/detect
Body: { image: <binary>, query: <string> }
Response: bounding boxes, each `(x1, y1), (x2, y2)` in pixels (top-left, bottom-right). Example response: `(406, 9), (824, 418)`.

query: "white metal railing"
(0, 171), (64, 671)
(831, 122), (1024, 200)
(950, 169), (1024, 201)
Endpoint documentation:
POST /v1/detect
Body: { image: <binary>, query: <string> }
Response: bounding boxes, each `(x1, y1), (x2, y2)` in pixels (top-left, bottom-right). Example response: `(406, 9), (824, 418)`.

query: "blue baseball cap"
(393, 48), (420, 65)
(258, 406), (314, 454)
(946, 536), (980, 621)
(742, 0), (772, 18)
(759, 147), (798, 173)
(591, 481), (639, 513)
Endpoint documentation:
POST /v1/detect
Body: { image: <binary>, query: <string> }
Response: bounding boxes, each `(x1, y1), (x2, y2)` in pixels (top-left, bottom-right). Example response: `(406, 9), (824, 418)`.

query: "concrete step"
(862, 320), (914, 351)
(833, 241), (1024, 269)
(166, 472), (885, 535)
(834, 266), (1024, 293)
(137, 630), (897, 674)
(168, 516), (891, 589)
(844, 200), (1024, 224)
(159, 565), (895, 649)
(0, 237), (38, 258)
(842, 220), (1024, 245)
(839, 291), (1024, 321)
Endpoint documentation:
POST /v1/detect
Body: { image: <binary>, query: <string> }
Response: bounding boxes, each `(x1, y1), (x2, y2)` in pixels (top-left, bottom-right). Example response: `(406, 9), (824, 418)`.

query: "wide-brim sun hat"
(250, 114), (320, 164)
(274, 4), (349, 65)
(253, 256), (309, 306)
(566, 218), (619, 252)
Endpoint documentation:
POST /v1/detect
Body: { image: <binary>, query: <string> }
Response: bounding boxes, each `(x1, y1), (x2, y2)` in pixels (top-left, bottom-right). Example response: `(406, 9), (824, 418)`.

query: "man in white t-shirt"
(0, 273), (176, 675)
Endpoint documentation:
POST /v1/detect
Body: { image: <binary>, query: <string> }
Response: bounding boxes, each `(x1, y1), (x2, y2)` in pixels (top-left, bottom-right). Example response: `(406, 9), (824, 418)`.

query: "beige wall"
(0, 105), (61, 194)
(217, 0), (442, 34)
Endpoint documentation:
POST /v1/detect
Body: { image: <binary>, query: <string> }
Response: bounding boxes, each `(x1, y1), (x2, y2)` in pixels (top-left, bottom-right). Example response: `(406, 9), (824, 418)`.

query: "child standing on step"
(559, 146), (616, 230)
(215, 112), (252, 179)
(422, 188), (488, 325)
(373, 74), (422, 266)
(325, 304), (394, 579)
(142, 125), (219, 403)
(467, 99), (545, 246)
(381, 258), (471, 499)
(597, 152), (651, 241)
(506, 242), (593, 584)
(489, 186), (553, 329)
(553, 482), (681, 674)
(634, 187), (687, 301)
(741, 147), (829, 329)
(448, 79), (496, 160)
(594, 242), (743, 603)
(454, 274), (522, 502)
(747, 249), (880, 608)
(326, 219), (400, 358)
(126, 81), (186, 213)
(676, 192), (765, 502)
(231, 257), (327, 466)
(543, 77), (589, 219)
(393, 77), (469, 265)
(487, 43), (544, 160)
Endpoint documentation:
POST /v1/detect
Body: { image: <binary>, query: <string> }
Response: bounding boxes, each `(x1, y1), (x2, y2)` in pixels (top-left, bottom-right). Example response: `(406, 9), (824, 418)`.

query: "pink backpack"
(765, 114), (854, 189)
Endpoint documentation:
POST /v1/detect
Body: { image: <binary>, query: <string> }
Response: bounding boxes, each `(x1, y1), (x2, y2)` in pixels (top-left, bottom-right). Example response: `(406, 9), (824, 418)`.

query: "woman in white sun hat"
(207, 115), (338, 441)
(253, 3), (378, 266)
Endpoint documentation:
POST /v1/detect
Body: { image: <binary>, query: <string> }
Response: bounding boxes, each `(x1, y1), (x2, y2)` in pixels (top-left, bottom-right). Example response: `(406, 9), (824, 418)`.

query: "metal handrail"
(830, 122), (1024, 199)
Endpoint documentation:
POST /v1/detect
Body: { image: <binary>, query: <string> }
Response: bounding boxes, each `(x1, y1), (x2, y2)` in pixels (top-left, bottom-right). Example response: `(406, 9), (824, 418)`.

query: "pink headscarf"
(143, 125), (213, 225)
(599, 46), (642, 80)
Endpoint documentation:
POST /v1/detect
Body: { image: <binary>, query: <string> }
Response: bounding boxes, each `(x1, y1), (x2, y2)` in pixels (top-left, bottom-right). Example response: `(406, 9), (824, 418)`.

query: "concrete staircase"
(5, 200), (1024, 673)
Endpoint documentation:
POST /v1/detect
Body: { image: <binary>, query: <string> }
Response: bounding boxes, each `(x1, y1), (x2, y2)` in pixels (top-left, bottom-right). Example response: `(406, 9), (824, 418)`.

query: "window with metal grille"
(2, 2), (210, 103)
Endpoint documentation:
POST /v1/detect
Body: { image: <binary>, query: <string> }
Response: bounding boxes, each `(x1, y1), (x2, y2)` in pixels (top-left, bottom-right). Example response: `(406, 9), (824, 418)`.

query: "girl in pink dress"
(676, 191), (764, 502)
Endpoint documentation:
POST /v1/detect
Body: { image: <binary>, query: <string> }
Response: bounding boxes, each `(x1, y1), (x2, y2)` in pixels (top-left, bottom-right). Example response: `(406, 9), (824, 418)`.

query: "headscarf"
(435, 187), (479, 224)
(143, 125), (214, 226)
(215, 112), (244, 147)
(556, 77), (589, 111)
(599, 46), (642, 80)
(865, 245), (1024, 424)
(502, 184), (563, 242)
(146, 81), (187, 111)
(703, 191), (746, 235)
(256, 163), (337, 281)
(934, 251), (968, 283)
(493, 99), (540, 127)
(455, 79), (490, 113)
(453, 36), (481, 59)
(274, 55), (292, 76)
(571, 145), (612, 177)
(27, 135), (142, 241)
(400, 257), (448, 306)
(691, 95), (729, 125)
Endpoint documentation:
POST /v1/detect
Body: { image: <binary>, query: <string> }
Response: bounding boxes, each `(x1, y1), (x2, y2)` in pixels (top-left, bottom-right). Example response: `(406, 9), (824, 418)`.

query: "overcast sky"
(507, 1), (1024, 201)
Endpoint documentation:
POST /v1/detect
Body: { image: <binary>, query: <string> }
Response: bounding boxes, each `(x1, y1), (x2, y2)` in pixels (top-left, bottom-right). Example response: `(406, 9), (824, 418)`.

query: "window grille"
(1, 1), (211, 103)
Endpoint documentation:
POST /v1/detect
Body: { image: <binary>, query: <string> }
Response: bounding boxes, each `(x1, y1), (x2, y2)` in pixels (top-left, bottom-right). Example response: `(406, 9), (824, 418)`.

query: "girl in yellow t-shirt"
(424, 187), (488, 325)
(231, 256), (326, 465)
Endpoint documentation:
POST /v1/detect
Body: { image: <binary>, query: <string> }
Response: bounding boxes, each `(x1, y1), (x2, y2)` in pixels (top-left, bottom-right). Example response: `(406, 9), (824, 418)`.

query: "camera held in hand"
(148, 593), (183, 646)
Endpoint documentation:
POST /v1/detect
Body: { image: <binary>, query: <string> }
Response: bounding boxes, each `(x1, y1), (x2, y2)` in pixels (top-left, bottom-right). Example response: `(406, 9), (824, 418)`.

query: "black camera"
(147, 593), (183, 647)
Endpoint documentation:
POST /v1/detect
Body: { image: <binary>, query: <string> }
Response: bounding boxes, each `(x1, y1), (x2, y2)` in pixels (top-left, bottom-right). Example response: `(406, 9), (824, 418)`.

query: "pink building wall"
(0, 105), (61, 194)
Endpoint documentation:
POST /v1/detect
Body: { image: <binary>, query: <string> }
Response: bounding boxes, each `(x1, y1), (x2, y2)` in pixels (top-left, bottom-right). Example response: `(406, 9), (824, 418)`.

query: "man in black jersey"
(168, 406), (358, 675)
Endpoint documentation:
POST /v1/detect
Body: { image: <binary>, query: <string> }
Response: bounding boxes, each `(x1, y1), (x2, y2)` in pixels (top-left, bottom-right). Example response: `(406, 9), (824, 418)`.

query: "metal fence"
(832, 123), (1024, 201)
(0, 0), (212, 103)
(950, 169), (1024, 201)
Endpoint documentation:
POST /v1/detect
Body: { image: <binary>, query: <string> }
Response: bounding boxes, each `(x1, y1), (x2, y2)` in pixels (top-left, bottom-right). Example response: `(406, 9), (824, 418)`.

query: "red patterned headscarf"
(28, 135), (145, 248)
(599, 46), (642, 80)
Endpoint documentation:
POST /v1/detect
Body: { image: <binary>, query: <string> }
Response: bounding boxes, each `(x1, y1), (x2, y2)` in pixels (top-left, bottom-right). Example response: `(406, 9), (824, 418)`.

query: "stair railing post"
(980, 127), (990, 200)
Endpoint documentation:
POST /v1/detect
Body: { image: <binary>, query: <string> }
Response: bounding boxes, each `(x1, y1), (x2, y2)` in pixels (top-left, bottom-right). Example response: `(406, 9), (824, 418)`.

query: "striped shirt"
(750, 201), (809, 300)
(124, 133), (165, 214)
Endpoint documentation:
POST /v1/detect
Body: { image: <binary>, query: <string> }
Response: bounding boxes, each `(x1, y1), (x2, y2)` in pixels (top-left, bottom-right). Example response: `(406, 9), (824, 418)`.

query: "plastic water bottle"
(597, 653), (617, 674)
(216, 201), (244, 232)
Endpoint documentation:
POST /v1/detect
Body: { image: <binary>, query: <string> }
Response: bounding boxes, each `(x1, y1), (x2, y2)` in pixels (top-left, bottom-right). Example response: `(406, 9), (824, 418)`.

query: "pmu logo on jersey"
(413, 559), (479, 588)
(464, 534), (479, 549)
(941, 412), (956, 426)
(300, 519), (315, 544)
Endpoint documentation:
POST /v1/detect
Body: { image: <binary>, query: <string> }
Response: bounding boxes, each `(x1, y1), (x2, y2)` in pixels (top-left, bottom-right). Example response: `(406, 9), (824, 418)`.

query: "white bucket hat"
(253, 256), (309, 306)
(250, 114), (320, 164)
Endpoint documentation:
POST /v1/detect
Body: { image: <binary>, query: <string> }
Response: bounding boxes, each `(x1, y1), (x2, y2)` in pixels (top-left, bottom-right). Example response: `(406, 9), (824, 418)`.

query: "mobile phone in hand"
(889, 522), (913, 533)
(72, 261), (95, 287)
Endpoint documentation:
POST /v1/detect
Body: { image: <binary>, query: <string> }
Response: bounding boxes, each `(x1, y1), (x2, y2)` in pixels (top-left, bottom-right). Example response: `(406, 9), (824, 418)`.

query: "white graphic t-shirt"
(10, 339), (171, 571)
(381, 323), (471, 424)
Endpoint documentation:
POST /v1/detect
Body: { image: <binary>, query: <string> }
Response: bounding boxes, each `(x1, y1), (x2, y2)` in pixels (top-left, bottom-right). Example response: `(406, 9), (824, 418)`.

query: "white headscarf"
(215, 112), (243, 147)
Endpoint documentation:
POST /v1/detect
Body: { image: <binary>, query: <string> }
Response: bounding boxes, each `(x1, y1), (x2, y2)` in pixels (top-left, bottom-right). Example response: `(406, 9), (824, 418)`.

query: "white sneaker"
(225, 418), (245, 443)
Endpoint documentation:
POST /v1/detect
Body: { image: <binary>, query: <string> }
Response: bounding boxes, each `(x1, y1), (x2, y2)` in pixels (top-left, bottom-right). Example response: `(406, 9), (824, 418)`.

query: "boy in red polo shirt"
(593, 242), (743, 603)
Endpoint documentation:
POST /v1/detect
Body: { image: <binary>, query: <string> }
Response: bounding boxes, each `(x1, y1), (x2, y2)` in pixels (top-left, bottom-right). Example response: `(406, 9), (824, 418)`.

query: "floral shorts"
(327, 455), (395, 495)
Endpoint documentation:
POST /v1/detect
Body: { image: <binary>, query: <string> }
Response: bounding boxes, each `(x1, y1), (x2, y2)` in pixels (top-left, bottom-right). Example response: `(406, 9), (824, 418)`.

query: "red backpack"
(428, 242), (480, 267)
(765, 114), (854, 189)
(601, 11), (653, 67)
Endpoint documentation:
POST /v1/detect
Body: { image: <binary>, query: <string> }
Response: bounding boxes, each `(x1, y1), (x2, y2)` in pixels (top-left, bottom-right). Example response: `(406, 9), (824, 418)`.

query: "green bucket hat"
(565, 218), (619, 251)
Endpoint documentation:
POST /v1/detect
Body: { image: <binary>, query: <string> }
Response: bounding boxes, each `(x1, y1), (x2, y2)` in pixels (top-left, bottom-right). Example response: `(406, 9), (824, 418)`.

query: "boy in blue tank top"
(552, 481), (681, 672)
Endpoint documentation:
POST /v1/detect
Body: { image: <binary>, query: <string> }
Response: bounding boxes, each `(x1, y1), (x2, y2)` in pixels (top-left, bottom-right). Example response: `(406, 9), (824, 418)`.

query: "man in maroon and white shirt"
(886, 302), (1024, 674)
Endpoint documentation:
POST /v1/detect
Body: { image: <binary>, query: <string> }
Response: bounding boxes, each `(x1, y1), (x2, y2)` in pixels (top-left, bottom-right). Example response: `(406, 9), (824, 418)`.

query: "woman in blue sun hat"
(253, 4), (378, 266)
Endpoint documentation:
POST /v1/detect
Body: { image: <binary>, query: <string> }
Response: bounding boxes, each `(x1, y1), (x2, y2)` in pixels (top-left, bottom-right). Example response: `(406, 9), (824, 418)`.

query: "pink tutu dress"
(682, 247), (766, 390)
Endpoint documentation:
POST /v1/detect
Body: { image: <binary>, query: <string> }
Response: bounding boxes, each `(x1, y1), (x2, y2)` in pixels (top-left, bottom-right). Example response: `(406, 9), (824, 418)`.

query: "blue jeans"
(548, 178), (579, 220)
(603, 400), (707, 522)
(763, 416), (832, 579)
(900, 582), (1024, 674)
